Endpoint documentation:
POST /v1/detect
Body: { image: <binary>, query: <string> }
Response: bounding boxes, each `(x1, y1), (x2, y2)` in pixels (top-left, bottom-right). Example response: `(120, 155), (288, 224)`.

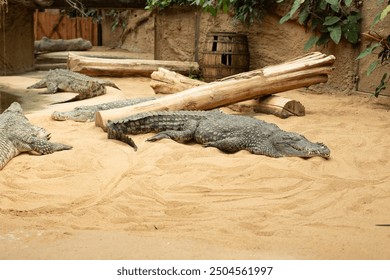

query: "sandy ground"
(0, 73), (389, 260)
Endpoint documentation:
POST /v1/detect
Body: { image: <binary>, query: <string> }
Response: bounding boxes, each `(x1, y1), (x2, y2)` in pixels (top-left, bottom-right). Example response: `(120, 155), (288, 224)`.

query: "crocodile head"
(4, 102), (23, 113)
(51, 109), (95, 122)
(271, 131), (330, 159)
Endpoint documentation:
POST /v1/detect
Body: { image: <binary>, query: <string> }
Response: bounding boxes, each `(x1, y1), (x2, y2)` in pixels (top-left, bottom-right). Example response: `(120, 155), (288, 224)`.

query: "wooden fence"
(34, 11), (98, 45)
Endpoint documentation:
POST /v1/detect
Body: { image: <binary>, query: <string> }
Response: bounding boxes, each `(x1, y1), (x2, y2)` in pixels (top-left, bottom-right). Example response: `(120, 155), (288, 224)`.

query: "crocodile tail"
(107, 124), (138, 151)
(27, 79), (47, 89)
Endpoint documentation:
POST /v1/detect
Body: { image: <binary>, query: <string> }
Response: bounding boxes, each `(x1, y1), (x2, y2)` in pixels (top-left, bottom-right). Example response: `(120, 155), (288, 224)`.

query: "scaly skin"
(107, 110), (330, 158)
(0, 102), (72, 170)
(27, 69), (120, 101)
(51, 97), (156, 122)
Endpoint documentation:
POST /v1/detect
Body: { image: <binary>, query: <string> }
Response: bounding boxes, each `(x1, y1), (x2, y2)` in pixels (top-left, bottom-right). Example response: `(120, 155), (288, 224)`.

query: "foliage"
(146, 0), (276, 24)
(278, 0), (361, 50)
(105, 9), (128, 32)
(147, 0), (361, 47)
(356, 0), (390, 97)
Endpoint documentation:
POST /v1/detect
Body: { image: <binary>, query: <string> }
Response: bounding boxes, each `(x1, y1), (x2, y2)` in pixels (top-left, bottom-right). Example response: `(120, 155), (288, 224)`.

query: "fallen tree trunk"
(150, 67), (305, 118)
(96, 52), (335, 130)
(67, 53), (200, 77)
(35, 37), (92, 53)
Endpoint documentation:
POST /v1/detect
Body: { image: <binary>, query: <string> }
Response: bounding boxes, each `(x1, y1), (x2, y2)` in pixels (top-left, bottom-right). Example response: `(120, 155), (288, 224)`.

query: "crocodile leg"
(39, 82), (59, 94)
(107, 128), (138, 151)
(146, 119), (199, 143)
(100, 80), (120, 90)
(10, 128), (71, 154)
(245, 145), (283, 158)
(25, 137), (72, 155)
(204, 137), (284, 157)
(203, 137), (244, 153)
(0, 137), (19, 170)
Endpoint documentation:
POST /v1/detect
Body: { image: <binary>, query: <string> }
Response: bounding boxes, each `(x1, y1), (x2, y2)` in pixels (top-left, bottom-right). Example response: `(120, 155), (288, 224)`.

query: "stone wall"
(0, 4), (35, 75)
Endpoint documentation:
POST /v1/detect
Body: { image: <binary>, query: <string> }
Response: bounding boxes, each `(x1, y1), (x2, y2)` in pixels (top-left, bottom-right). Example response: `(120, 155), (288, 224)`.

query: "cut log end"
(228, 96), (305, 118)
(95, 112), (106, 131)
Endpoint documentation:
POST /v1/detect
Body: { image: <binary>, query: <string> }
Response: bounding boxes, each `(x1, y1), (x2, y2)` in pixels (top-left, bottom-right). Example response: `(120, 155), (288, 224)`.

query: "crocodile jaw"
(272, 132), (330, 159)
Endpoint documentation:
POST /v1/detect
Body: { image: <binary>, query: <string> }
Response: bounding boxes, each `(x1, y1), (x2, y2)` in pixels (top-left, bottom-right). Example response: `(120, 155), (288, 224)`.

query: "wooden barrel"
(202, 32), (249, 82)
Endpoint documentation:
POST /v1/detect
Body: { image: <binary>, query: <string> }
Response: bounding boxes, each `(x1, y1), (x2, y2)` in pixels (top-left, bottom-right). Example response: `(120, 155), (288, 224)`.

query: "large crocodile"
(107, 110), (330, 158)
(0, 102), (72, 170)
(27, 69), (120, 101)
(51, 97), (156, 122)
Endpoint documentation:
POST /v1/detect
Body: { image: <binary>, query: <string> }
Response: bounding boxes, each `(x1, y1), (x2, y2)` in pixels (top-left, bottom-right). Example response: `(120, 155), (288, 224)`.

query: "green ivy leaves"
(280, 0), (361, 49)
(356, 43), (381, 60)
(372, 4), (390, 27)
(279, 0), (304, 24)
(342, 13), (361, 44)
(328, 25), (342, 44)
(323, 16), (340, 26)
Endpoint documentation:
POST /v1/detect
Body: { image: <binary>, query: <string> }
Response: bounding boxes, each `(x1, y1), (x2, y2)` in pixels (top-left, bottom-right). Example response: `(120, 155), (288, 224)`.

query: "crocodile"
(0, 102), (72, 170)
(27, 69), (120, 101)
(51, 97), (156, 122)
(107, 110), (330, 158)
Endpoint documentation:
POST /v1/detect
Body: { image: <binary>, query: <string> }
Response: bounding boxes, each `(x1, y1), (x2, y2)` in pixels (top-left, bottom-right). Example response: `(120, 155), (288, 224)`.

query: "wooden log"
(67, 53), (200, 77)
(228, 96), (305, 118)
(35, 37), (92, 53)
(150, 67), (205, 94)
(34, 63), (67, 71)
(151, 68), (305, 118)
(38, 50), (153, 62)
(95, 52), (335, 130)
